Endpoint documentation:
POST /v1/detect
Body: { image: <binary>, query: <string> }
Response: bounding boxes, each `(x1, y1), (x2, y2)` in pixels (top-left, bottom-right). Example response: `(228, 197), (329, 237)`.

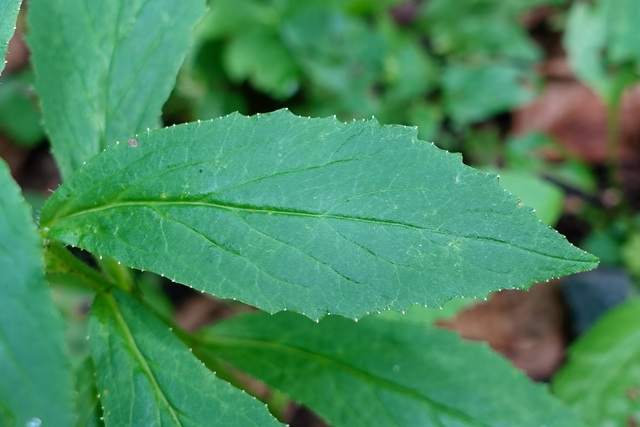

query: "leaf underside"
(27, 0), (206, 179)
(42, 110), (598, 319)
(0, 159), (73, 426)
(201, 311), (583, 427)
(89, 289), (281, 426)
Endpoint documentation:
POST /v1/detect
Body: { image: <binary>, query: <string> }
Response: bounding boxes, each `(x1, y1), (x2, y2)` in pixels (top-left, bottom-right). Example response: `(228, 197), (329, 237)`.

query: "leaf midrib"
(102, 292), (183, 426)
(46, 199), (595, 264)
(203, 334), (492, 427)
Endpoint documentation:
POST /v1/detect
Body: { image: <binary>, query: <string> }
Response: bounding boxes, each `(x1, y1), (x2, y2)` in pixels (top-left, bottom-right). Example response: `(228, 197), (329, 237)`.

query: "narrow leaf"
(0, 0), (22, 76)
(200, 311), (583, 426)
(89, 290), (281, 426)
(553, 297), (640, 426)
(0, 159), (73, 426)
(27, 0), (206, 179)
(41, 110), (598, 319)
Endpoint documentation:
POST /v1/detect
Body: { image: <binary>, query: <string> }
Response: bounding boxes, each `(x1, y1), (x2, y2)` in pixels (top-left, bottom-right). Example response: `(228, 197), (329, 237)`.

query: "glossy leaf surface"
(27, 0), (206, 179)
(42, 110), (597, 319)
(200, 311), (583, 426)
(553, 297), (640, 426)
(0, 159), (73, 426)
(0, 0), (21, 76)
(89, 290), (281, 426)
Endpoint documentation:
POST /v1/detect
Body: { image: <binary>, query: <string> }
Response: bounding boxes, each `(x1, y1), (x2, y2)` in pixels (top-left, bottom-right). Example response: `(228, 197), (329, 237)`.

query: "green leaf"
(0, 70), (44, 147)
(89, 290), (281, 426)
(370, 298), (477, 326)
(496, 170), (563, 226)
(73, 356), (102, 427)
(200, 311), (583, 426)
(0, 158), (73, 426)
(442, 63), (536, 126)
(483, 167), (564, 227)
(564, 0), (640, 105)
(27, 0), (206, 179)
(0, 0), (21, 76)
(420, 0), (542, 63)
(41, 110), (597, 320)
(553, 297), (640, 426)
(223, 27), (299, 98)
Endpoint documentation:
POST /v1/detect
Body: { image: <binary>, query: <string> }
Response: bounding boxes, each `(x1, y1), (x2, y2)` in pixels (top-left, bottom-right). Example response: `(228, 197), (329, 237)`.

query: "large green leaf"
(27, 0), (206, 179)
(199, 311), (583, 426)
(89, 290), (281, 426)
(0, 0), (21, 76)
(41, 110), (597, 319)
(553, 297), (640, 426)
(0, 159), (73, 426)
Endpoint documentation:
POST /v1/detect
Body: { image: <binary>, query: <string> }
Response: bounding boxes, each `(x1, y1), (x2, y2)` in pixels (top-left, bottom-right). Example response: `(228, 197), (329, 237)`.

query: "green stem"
(605, 99), (622, 192)
(96, 256), (134, 291)
(44, 241), (116, 291)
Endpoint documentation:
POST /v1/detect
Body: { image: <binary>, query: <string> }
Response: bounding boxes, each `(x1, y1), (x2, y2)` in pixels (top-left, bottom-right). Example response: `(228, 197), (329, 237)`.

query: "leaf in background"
(442, 63), (536, 126)
(0, 159), (73, 426)
(484, 167), (564, 227)
(0, 0), (21, 76)
(553, 297), (640, 426)
(0, 70), (44, 146)
(564, 0), (640, 105)
(419, 0), (542, 63)
(27, 0), (206, 179)
(223, 28), (299, 98)
(200, 311), (583, 426)
(41, 110), (598, 319)
(370, 298), (477, 326)
(605, 0), (640, 65)
(89, 290), (281, 426)
(282, 9), (384, 116)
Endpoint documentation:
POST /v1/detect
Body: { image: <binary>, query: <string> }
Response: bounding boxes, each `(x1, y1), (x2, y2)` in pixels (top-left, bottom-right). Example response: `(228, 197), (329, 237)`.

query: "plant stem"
(605, 99), (622, 192)
(44, 241), (116, 291)
(97, 256), (134, 292)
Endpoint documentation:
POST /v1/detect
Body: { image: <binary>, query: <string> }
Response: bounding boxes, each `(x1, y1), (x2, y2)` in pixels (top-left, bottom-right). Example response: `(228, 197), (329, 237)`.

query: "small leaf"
(0, 0), (21, 76)
(0, 70), (45, 146)
(27, 0), (206, 179)
(564, 0), (640, 105)
(200, 311), (583, 426)
(0, 159), (73, 426)
(89, 290), (281, 426)
(442, 63), (535, 126)
(41, 110), (597, 319)
(553, 297), (640, 426)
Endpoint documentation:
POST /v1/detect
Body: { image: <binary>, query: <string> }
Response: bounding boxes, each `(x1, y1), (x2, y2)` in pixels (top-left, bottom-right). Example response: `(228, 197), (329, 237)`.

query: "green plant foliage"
(493, 169), (564, 226)
(40, 110), (597, 319)
(505, 133), (597, 194)
(564, 0), (640, 105)
(0, 159), (73, 426)
(0, 0), (22, 76)
(27, 0), (206, 179)
(200, 311), (583, 426)
(623, 234), (640, 281)
(442, 63), (536, 126)
(553, 297), (640, 426)
(90, 289), (281, 425)
(0, 70), (44, 146)
(418, 0), (549, 62)
(371, 297), (477, 325)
